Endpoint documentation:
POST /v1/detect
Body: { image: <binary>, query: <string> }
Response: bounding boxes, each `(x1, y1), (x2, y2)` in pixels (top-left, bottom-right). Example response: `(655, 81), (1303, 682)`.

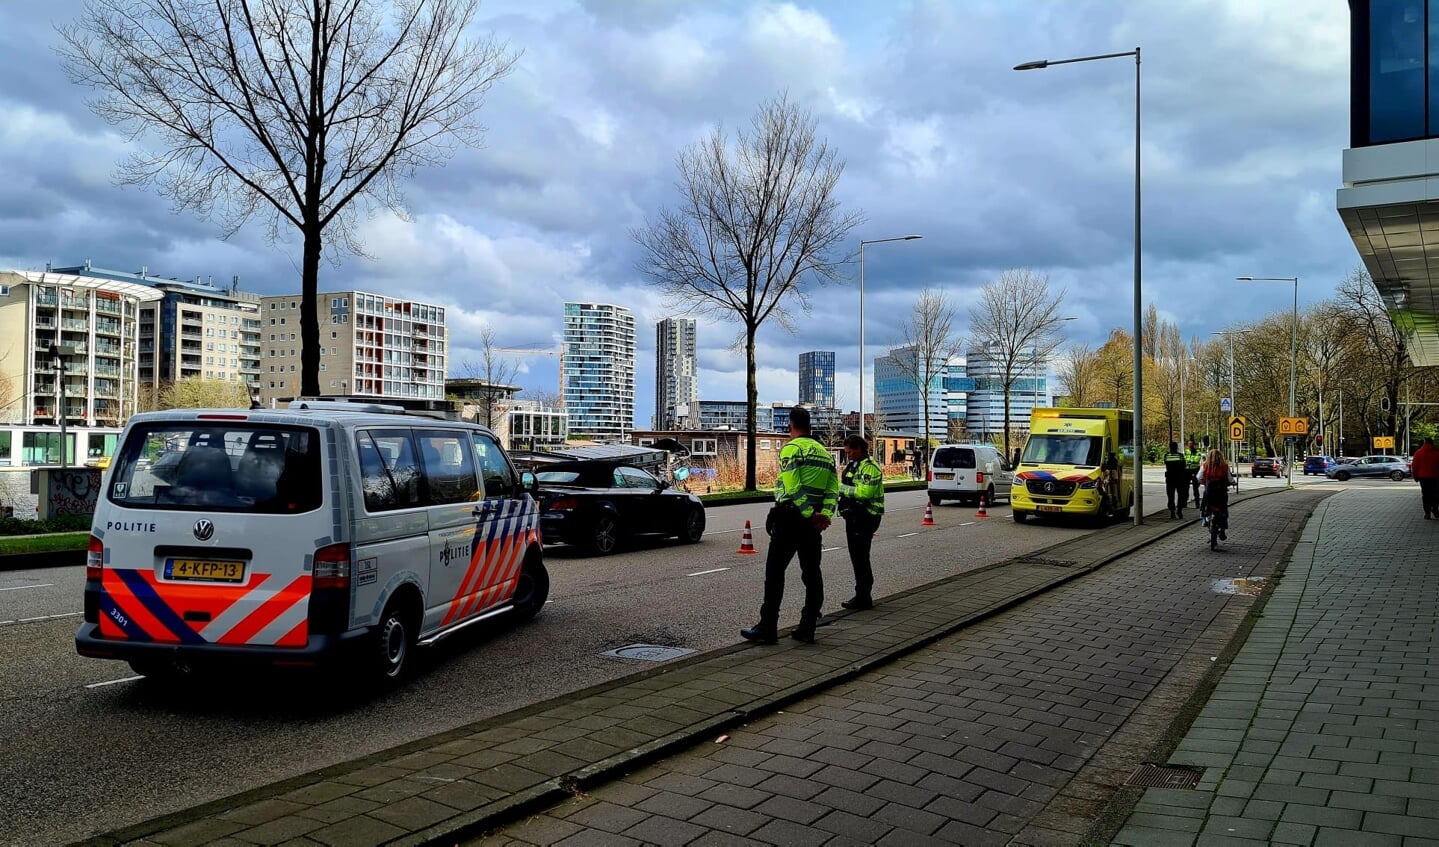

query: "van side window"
(357, 429), (423, 512)
(471, 433), (518, 499)
(416, 430), (479, 505)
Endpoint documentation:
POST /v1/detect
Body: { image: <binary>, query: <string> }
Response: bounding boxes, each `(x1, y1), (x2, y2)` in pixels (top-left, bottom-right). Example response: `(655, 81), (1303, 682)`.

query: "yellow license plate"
(1038, 505), (1063, 513)
(166, 558), (245, 582)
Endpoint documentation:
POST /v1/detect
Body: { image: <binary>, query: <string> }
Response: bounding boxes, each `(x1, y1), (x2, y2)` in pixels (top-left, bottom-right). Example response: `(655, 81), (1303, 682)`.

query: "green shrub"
(0, 515), (93, 537)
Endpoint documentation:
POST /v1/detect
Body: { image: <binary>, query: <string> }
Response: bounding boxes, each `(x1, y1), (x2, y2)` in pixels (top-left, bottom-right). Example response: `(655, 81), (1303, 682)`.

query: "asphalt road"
(0, 473), (1357, 845)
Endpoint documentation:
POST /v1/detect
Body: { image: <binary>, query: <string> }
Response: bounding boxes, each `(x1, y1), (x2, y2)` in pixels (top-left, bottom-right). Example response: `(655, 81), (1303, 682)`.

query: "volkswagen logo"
(192, 519), (214, 541)
(1043, 481), (1056, 494)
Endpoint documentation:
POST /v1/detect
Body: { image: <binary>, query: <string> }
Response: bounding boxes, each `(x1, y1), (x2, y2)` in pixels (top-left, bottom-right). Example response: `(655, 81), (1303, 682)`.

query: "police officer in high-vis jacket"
(1184, 440), (1204, 509)
(1164, 440), (1188, 519)
(743, 407), (839, 645)
(838, 435), (885, 611)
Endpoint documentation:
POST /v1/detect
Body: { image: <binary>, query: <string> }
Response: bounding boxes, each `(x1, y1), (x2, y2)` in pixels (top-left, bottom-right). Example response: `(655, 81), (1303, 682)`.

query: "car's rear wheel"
(370, 598), (417, 685)
(678, 506), (705, 543)
(590, 513), (620, 556)
(1390, 470), (1405, 481)
(1335, 471), (1351, 481)
(511, 554), (549, 623)
(928, 493), (942, 507)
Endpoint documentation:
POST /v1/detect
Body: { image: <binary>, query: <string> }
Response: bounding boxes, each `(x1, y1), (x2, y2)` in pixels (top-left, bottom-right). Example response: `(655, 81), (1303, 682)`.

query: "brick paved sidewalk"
(1113, 487), (1439, 847)
(86, 488), (1314, 847)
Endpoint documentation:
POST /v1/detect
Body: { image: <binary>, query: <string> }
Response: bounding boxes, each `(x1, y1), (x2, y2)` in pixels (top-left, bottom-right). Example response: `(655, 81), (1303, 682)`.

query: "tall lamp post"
(1032, 317), (1080, 412)
(859, 234), (923, 440)
(1211, 330), (1252, 471)
(1237, 276), (1299, 489)
(1017, 47), (1142, 525)
(52, 342), (78, 467)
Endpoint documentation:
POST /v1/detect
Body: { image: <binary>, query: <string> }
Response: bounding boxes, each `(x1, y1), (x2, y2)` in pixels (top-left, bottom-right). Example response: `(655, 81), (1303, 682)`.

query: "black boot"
(841, 596), (873, 611)
(741, 623), (777, 645)
(790, 618), (817, 643)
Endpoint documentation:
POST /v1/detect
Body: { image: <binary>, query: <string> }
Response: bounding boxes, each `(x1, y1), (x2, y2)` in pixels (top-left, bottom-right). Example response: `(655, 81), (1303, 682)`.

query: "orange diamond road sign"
(1278, 417), (1309, 436)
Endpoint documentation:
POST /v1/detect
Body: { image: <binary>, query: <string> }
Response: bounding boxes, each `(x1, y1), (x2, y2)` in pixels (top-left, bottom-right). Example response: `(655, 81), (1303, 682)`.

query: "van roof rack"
(288, 399), (408, 415)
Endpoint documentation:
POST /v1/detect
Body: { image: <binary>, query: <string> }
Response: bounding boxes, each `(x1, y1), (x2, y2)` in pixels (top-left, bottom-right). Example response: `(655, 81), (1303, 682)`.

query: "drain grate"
(1013, 557), (1077, 568)
(600, 644), (696, 662)
(1124, 764), (1203, 789)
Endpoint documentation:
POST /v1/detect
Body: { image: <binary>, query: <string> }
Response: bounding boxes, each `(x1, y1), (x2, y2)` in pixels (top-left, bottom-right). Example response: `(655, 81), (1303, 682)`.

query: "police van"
(75, 401), (548, 685)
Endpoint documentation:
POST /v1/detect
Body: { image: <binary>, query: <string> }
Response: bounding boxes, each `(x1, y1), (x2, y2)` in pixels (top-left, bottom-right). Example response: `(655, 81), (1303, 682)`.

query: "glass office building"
(798, 350), (835, 408)
(1339, 0), (1439, 365)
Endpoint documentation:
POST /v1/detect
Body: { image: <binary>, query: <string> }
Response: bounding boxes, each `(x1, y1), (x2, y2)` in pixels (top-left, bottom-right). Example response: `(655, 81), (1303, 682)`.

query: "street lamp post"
(52, 342), (78, 467)
(1017, 47), (1142, 525)
(859, 234), (923, 441)
(1211, 330), (1251, 471)
(1238, 276), (1299, 489)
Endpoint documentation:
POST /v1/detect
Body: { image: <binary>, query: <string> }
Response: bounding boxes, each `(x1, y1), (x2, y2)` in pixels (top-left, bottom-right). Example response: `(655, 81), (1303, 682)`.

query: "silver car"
(1325, 455), (1410, 481)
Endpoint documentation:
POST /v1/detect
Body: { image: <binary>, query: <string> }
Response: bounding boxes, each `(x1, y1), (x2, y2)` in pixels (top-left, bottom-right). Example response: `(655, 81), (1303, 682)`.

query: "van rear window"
(107, 424), (323, 513)
(932, 449), (975, 469)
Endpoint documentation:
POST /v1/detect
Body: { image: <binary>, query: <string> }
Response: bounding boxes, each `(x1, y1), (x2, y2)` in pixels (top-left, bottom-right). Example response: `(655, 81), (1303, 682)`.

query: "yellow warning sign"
(1373, 436), (1396, 449)
(1278, 417), (1309, 436)
(1228, 415), (1246, 442)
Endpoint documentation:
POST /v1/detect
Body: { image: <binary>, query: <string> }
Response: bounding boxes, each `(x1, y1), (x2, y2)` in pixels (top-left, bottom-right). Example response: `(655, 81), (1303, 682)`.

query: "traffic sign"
(1278, 416), (1309, 436)
(1220, 397), (1232, 413)
(1373, 436), (1396, 449)
(1228, 415), (1246, 443)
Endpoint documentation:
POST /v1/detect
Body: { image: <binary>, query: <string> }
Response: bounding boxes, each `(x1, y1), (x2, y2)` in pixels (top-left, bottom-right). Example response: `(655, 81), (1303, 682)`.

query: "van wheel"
(986, 485), (997, 507)
(928, 493), (942, 507)
(590, 514), (620, 555)
(678, 507), (706, 543)
(512, 555), (550, 623)
(1012, 511), (1027, 523)
(371, 600), (416, 684)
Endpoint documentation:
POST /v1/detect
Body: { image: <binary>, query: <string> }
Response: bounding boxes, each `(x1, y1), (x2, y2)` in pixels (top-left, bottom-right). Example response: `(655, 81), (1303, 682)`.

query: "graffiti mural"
(47, 469), (103, 516)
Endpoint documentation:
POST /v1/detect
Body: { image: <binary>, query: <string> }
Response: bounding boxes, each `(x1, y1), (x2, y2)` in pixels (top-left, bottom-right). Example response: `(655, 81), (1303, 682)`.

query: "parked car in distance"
(535, 461), (706, 555)
(1325, 455), (1411, 481)
(1251, 457), (1284, 478)
(1302, 455), (1336, 475)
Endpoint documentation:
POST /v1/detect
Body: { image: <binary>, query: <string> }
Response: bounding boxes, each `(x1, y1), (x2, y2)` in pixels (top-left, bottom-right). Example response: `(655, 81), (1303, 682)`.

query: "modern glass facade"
(562, 302), (636, 440)
(873, 345), (953, 438)
(963, 347), (1050, 439)
(798, 350), (835, 408)
(1352, 0), (1439, 146)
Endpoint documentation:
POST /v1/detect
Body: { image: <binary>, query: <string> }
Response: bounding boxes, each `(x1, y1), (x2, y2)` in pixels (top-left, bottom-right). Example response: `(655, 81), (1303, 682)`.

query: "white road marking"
(85, 676), (142, 689)
(4, 612), (81, 626)
(822, 546), (843, 552)
(895, 532), (918, 538)
(687, 567), (730, 577)
(0, 583), (53, 592)
(709, 528), (742, 534)
(959, 522), (976, 527)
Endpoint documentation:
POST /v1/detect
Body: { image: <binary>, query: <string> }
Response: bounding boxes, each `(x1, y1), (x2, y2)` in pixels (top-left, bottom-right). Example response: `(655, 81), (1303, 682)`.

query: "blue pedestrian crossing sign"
(1220, 397), (1233, 413)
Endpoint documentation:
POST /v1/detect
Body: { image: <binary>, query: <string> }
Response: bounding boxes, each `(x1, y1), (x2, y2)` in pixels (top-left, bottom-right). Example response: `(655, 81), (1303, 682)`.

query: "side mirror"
(521, 471), (538, 494)
(656, 479), (670, 491)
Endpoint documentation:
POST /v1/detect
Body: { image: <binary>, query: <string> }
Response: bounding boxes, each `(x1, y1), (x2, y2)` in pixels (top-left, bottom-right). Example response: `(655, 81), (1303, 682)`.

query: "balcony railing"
(94, 364), (121, 377)
(60, 297), (91, 310)
(95, 299), (122, 316)
(34, 293), (57, 307)
(94, 320), (122, 336)
(61, 319), (89, 332)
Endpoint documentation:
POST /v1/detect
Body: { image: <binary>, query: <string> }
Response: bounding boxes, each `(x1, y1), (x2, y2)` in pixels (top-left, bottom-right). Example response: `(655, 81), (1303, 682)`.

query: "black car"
(535, 461), (706, 555)
(1251, 457), (1283, 478)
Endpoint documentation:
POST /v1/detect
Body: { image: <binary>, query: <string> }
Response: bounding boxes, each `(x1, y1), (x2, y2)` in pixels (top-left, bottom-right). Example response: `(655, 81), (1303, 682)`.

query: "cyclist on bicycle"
(1200, 448), (1231, 540)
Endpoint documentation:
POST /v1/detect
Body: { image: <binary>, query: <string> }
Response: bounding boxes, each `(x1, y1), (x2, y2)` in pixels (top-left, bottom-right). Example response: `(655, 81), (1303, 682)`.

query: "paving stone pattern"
(1114, 488), (1439, 847)
(477, 494), (1322, 846)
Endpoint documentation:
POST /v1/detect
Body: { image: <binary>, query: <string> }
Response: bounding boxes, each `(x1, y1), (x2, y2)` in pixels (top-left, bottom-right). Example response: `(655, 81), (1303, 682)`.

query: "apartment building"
(125, 276), (262, 395)
(257, 291), (448, 406)
(561, 302), (635, 441)
(655, 317), (697, 430)
(0, 266), (161, 464)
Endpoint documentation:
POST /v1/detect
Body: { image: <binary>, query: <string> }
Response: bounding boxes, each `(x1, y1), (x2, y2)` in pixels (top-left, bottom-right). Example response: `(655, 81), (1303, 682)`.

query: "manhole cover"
(1124, 764), (1203, 789)
(1211, 577), (1267, 596)
(601, 644), (696, 662)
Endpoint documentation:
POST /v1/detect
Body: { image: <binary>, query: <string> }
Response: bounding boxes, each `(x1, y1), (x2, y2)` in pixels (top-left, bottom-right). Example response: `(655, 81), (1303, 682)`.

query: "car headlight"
(1078, 480), (1098, 489)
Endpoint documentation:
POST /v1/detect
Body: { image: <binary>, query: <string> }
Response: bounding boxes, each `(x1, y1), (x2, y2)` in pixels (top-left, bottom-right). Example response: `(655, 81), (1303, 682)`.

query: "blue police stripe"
(115, 569), (208, 644)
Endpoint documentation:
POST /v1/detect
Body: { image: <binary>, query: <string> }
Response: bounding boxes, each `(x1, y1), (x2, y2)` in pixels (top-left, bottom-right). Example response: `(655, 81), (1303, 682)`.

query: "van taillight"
(976, 472), (986, 484)
(313, 543), (351, 590)
(86, 536), (104, 580)
(926, 469), (932, 482)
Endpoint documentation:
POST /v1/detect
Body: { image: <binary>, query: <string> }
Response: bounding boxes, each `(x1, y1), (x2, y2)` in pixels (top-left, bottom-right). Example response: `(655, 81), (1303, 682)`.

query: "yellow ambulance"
(1011, 407), (1134, 523)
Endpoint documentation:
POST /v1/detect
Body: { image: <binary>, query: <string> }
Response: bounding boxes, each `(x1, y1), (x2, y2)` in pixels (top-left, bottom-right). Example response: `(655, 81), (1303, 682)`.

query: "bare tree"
(1055, 342), (1099, 407)
(59, 0), (518, 397)
(521, 386), (564, 410)
(1334, 268), (1412, 440)
(161, 377), (252, 409)
(462, 324), (521, 430)
(633, 94), (863, 490)
(886, 288), (963, 473)
(968, 268), (1069, 459)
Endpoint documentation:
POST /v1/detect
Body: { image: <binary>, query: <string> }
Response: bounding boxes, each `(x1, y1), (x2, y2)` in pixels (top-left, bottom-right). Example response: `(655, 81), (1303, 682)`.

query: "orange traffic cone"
(976, 493), (989, 518)
(737, 520), (758, 554)
(922, 502), (937, 526)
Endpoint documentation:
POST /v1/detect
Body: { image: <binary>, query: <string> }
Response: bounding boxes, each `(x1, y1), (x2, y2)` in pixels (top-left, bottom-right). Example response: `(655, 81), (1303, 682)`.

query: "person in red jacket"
(1412, 437), (1439, 519)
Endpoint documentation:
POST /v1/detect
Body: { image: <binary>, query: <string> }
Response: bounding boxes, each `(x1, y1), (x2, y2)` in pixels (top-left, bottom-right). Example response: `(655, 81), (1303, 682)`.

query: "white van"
(75, 402), (548, 685)
(927, 444), (1014, 507)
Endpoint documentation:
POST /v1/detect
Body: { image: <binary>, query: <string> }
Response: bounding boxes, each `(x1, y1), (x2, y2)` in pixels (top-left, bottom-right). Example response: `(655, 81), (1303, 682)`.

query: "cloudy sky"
(0, 0), (1354, 426)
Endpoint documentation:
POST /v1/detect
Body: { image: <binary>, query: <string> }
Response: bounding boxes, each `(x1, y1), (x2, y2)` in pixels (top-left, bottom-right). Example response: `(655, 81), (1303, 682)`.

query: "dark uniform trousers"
(843, 510), (882, 600)
(761, 505), (824, 627)
(1163, 453), (1188, 515)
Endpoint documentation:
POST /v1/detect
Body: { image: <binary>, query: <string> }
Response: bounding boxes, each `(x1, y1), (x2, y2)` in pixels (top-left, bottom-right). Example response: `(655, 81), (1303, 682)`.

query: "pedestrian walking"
(1413, 437), (1439, 519)
(742, 407), (839, 645)
(838, 435), (885, 611)
(1164, 441), (1188, 519)
(1184, 440), (1204, 508)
